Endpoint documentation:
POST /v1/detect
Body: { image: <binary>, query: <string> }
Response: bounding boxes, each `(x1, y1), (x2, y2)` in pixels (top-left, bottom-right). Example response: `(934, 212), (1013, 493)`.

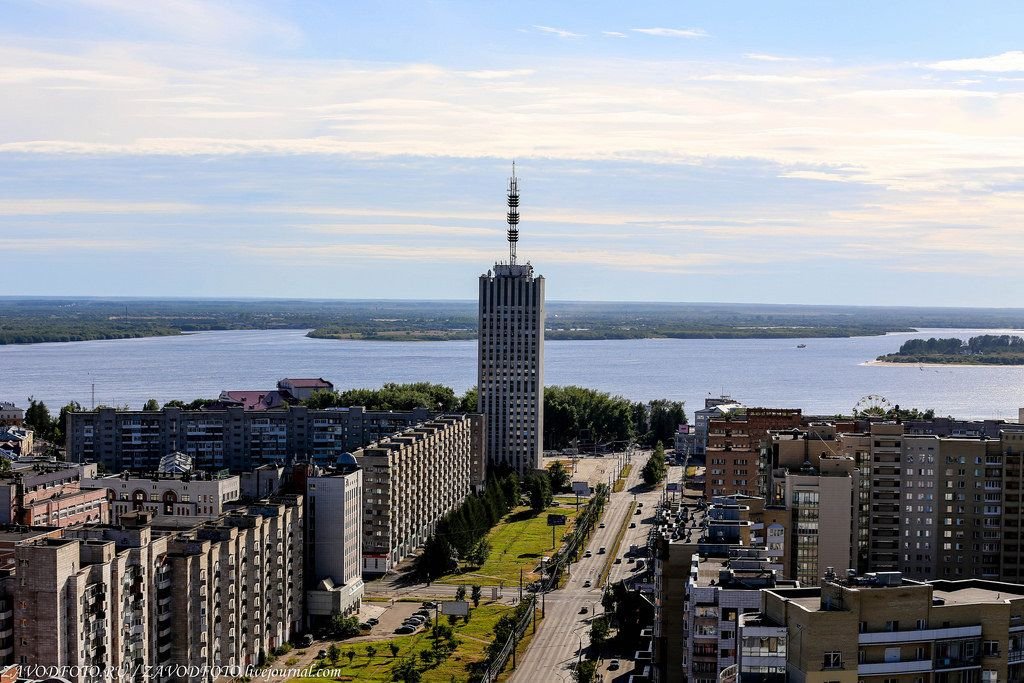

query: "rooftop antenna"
(506, 161), (520, 265)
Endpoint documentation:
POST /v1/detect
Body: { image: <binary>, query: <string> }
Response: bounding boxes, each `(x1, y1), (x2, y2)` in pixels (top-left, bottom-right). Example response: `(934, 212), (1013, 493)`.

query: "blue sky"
(3, 1), (1024, 304)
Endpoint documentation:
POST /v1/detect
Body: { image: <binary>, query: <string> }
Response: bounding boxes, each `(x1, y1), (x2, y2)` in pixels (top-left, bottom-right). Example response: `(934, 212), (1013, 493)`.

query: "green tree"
(543, 386), (636, 450)
(589, 616), (610, 648)
(573, 659), (598, 683)
(455, 585), (467, 602)
(366, 644), (377, 659)
(465, 538), (491, 566)
(393, 658), (421, 682)
(327, 644), (340, 663)
(548, 460), (571, 492)
(458, 386), (478, 413)
(328, 614), (361, 639)
(471, 585), (482, 608)
(55, 400), (82, 445)
(524, 473), (552, 512)
(389, 642), (400, 658)
(646, 400), (686, 447)
(641, 442), (667, 486)
(346, 650), (355, 664)
(25, 398), (55, 441)
(143, 398), (160, 411)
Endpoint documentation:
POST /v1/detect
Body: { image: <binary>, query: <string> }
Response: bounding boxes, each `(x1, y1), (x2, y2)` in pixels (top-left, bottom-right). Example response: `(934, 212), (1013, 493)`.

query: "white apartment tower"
(478, 167), (545, 474)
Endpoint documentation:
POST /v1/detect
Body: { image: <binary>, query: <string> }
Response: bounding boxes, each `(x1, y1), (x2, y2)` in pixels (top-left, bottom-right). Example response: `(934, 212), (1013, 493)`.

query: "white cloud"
(533, 25), (583, 39)
(927, 51), (1024, 72)
(693, 73), (829, 84)
(602, 31), (627, 39)
(631, 27), (707, 38)
(68, 0), (301, 46)
(0, 199), (199, 215)
(744, 53), (800, 62)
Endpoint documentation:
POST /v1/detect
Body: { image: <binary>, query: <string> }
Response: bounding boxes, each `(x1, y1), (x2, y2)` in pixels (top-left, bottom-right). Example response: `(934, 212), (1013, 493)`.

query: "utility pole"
(519, 568), (523, 602)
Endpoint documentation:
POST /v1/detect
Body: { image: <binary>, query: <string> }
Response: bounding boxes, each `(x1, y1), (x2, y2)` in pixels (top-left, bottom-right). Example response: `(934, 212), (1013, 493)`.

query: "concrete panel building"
(706, 408), (802, 499)
(67, 405), (434, 472)
(731, 572), (1024, 683)
(477, 170), (544, 475)
(306, 457), (363, 619)
(80, 464), (240, 524)
(356, 415), (481, 573)
(0, 460), (108, 527)
(0, 497), (303, 680)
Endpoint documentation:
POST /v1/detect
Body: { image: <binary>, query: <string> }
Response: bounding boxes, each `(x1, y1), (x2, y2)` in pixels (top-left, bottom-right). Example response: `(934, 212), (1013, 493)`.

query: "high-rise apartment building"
(706, 408), (802, 499)
(67, 405), (434, 472)
(0, 500), (303, 681)
(731, 571), (1024, 683)
(477, 169), (545, 474)
(765, 426), (859, 586)
(306, 456), (364, 620)
(356, 415), (482, 573)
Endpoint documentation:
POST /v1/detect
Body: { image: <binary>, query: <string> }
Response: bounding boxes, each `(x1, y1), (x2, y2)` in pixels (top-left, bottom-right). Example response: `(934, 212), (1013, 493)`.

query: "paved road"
(510, 452), (676, 683)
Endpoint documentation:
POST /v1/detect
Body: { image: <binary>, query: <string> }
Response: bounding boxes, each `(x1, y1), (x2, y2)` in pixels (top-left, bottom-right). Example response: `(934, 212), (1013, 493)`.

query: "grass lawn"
(288, 604), (512, 683)
(440, 502), (583, 586)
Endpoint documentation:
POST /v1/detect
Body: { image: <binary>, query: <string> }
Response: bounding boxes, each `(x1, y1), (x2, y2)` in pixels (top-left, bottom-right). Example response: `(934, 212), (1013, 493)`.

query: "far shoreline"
(863, 359), (1024, 368)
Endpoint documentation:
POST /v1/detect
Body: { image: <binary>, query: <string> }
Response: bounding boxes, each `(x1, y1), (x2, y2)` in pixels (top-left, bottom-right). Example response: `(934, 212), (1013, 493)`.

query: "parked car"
(579, 606), (588, 614)
(614, 558), (622, 564)
(359, 622), (372, 631)
(422, 601), (438, 609)
(317, 650), (328, 659)
(395, 625), (416, 634)
(609, 660), (621, 671)
(299, 634), (314, 648)
(598, 523), (606, 528)
(584, 550), (592, 558)
(629, 522), (636, 528)
(367, 617), (379, 626)
(598, 546), (606, 554)
(414, 609), (431, 618)
(583, 579), (592, 587)
(634, 508), (641, 515)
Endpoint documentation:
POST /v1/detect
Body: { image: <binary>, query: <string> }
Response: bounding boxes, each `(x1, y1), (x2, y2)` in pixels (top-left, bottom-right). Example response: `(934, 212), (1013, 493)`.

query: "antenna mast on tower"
(506, 162), (520, 265)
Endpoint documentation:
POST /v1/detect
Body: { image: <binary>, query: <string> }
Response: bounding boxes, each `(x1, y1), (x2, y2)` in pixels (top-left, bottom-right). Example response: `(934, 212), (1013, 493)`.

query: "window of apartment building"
(983, 641), (1000, 657)
(885, 620), (899, 632)
(823, 651), (842, 669)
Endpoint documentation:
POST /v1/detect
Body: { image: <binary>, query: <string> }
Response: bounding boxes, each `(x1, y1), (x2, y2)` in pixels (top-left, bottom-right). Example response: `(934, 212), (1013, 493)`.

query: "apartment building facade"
(706, 408), (802, 499)
(66, 405), (434, 472)
(357, 415), (482, 573)
(0, 498), (303, 682)
(655, 496), (790, 683)
(0, 404), (22, 428)
(0, 460), (109, 527)
(683, 548), (798, 683)
(306, 457), (363, 619)
(732, 572), (1024, 683)
(766, 427), (859, 585)
(80, 464), (240, 524)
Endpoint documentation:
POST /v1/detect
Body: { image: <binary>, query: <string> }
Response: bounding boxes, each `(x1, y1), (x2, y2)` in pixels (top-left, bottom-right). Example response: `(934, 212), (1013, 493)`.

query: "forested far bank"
(877, 334), (1024, 365)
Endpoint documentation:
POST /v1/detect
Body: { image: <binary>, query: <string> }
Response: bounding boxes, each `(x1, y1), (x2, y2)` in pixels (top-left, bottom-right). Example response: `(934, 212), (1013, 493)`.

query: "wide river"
(1, 328), (1023, 420)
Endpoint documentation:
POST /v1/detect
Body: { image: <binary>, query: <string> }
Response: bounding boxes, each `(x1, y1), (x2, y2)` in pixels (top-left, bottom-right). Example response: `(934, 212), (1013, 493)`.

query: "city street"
(510, 452), (680, 683)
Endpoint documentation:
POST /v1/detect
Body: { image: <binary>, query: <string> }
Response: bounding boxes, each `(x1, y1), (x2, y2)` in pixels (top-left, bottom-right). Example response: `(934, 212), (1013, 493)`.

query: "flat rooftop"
(934, 585), (1024, 605)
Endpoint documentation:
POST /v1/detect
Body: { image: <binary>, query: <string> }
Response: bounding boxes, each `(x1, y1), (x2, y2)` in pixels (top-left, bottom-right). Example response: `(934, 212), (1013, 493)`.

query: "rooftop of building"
(0, 525), (61, 544)
(930, 580), (1024, 605)
(90, 468), (235, 482)
(279, 377), (333, 388)
(218, 389), (290, 411)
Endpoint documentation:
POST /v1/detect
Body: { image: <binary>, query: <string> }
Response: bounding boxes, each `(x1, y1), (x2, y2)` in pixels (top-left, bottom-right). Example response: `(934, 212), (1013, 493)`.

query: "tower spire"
(506, 161), (519, 265)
